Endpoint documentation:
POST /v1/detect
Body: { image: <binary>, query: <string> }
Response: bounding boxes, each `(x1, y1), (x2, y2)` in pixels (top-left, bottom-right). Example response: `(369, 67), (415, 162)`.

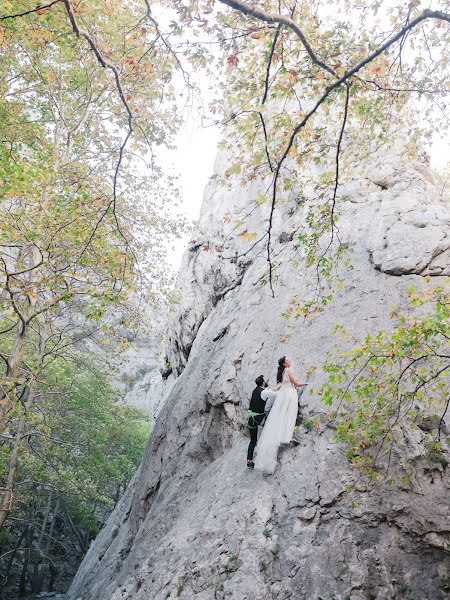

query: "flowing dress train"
(254, 369), (298, 475)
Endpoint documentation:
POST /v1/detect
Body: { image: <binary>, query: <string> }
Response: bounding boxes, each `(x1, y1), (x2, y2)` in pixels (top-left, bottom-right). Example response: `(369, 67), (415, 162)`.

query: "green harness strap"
(247, 410), (266, 430)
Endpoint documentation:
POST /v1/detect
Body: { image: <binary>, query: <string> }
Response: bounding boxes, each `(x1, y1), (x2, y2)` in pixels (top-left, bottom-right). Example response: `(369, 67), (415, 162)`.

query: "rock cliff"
(67, 144), (450, 600)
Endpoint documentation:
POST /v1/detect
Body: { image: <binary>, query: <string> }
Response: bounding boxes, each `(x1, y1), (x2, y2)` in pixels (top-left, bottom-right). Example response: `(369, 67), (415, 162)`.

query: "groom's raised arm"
(261, 389), (277, 413)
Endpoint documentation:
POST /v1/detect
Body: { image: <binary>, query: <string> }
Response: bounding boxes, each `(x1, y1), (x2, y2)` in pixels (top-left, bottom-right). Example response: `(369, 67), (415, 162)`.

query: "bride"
(254, 356), (307, 475)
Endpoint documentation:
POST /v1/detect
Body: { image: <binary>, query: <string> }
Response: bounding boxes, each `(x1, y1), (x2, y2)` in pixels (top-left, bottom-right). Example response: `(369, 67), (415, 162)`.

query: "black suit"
(247, 386), (267, 461)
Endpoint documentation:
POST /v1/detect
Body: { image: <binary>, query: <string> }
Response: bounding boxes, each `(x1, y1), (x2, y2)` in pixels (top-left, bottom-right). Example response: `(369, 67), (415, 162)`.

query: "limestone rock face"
(67, 147), (450, 600)
(114, 332), (173, 419)
(366, 158), (450, 276)
(80, 306), (171, 418)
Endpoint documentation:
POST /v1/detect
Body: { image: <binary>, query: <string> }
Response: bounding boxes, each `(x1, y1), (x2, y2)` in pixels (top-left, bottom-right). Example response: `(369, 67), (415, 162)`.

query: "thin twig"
(262, 25), (281, 105)
(218, 0), (336, 75)
(0, 1), (61, 21)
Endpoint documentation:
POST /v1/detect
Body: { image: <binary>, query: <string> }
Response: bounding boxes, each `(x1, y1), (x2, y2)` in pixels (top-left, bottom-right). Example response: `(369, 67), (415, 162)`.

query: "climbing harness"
(247, 410), (266, 429)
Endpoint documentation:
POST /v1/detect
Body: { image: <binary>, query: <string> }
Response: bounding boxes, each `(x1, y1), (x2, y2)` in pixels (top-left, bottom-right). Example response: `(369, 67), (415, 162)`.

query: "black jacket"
(249, 386), (266, 414)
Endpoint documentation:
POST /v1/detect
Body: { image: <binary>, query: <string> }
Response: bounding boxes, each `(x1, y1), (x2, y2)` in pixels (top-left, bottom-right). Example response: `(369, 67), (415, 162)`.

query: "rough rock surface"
(89, 309), (175, 418)
(366, 157), (450, 276)
(113, 330), (174, 419)
(67, 147), (450, 600)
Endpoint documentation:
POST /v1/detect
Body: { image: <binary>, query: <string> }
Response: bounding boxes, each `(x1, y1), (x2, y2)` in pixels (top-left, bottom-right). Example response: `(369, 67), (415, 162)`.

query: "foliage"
(0, 354), (149, 594)
(0, 0), (184, 294)
(0, 0), (186, 428)
(319, 283), (450, 477)
(302, 417), (317, 432)
(270, 543), (280, 560)
(0, 0), (186, 537)
(29, 357), (149, 507)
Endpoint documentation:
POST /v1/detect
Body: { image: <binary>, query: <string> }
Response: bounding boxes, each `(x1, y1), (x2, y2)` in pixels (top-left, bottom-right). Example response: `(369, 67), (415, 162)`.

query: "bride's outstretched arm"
(286, 368), (307, 388)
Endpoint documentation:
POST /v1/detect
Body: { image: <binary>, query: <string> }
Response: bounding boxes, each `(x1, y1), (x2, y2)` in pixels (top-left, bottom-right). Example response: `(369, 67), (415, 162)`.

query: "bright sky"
(167, 114), (219, 269)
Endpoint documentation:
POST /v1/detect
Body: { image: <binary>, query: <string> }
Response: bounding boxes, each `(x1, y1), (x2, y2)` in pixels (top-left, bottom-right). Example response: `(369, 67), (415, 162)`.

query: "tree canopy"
(320, 284), (450, 480)
(0, 355), (149, 595)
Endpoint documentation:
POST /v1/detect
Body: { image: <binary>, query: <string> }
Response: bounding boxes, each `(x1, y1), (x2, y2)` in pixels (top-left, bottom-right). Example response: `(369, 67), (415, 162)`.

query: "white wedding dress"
(254, 369), (298, 475)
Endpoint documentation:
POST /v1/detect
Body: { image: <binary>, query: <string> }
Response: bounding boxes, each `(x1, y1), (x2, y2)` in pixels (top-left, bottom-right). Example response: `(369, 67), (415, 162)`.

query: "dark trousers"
(247, 414), (265, 461)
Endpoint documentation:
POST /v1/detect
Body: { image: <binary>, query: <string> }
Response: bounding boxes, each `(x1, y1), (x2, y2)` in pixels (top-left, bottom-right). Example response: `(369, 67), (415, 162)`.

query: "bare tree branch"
(328, 83), (350, 244)
(0, 1), (61, 21)
(262, 24), (281, 105)
(257, 112), (274, 172)
(315, 80), (351, 290)
(221, 4), (450, 295)
(1, 259), (26, 328)
(0, 321), (19, 337)
(438, 396), (450, 441)
(218, 0), (336, 75)
(7, 247), (44, 278)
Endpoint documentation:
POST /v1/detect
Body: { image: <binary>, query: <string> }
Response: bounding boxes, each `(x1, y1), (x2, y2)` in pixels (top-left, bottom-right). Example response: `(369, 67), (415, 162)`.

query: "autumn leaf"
(253, 193), (266, 205)
(288, 68), (299, 83)
(227, 163), (241, 176)
(239, 229), (257, 242)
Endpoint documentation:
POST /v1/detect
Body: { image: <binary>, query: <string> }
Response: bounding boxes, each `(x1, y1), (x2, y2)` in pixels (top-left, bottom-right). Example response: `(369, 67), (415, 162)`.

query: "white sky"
(167, 115), (219, 269)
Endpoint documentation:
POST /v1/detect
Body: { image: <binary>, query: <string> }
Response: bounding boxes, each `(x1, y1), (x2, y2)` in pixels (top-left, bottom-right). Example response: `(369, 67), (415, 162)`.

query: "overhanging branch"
(0, 1), (61, 21)
(220, 3), (450, 296)
(218, 0), (336, 75)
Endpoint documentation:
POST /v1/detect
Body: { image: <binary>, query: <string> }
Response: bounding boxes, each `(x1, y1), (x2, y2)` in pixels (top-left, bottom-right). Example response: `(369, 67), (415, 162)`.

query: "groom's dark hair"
(255, 375), (264, 387)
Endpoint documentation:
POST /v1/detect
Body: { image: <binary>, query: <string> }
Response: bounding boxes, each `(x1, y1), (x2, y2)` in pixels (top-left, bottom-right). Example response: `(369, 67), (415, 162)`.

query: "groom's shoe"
(246, 460), (255, 469)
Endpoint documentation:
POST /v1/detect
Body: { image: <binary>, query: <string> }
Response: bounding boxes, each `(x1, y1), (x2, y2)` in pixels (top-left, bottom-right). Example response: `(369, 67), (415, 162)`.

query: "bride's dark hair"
(276, 356), (286, 383)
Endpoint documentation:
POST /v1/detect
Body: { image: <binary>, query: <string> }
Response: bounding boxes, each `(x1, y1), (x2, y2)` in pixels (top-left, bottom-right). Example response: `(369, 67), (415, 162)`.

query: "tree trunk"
(18, 556), (28, 596)
(0, 412), (27, 530)
(48, 561), (58, 593)
(0, 326), (46, 531)
(30, 491), (55, 594)
(0, 322), (28, 431)
(18, 525), (32, 596)
(1, 242), (43, 432)
(36, 496), (60, 593)
(64, 510), (87, 554)
(38, 492), (53, 551)
(0, 525), (28, 592)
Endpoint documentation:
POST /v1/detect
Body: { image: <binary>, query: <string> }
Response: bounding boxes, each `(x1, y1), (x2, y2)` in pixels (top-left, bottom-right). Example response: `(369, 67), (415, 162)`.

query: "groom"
(246, 375), (277, 468)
